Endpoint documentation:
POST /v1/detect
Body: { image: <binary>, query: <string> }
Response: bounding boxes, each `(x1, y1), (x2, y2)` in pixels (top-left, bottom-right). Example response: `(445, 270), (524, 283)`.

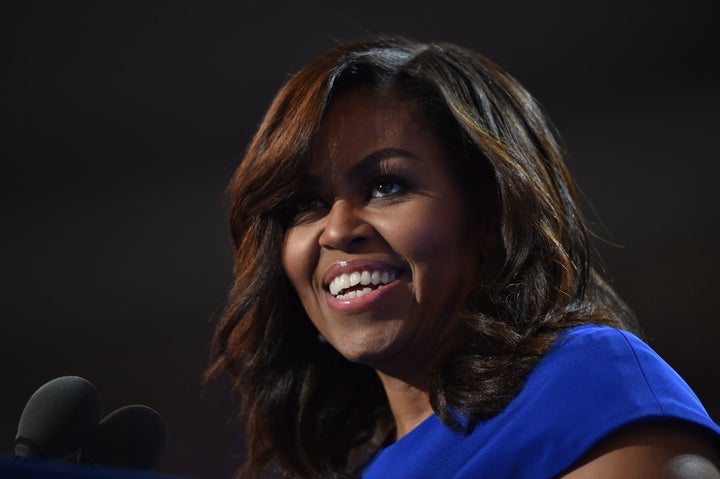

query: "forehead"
(309, 89), (439, 173)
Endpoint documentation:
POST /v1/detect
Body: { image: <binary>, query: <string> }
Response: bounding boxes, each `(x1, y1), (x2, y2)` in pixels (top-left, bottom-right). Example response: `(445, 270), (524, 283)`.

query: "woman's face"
(281, 89), (491, 380)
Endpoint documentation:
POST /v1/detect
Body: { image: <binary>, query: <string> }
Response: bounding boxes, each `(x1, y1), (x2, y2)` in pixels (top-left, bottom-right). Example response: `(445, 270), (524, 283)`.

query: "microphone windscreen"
(78, 404), (168, 471)
(15, 376), (102, 458)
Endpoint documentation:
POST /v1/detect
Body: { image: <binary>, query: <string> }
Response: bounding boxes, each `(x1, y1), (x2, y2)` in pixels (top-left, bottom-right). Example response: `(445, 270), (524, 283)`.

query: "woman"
(208, 37), (720, 478)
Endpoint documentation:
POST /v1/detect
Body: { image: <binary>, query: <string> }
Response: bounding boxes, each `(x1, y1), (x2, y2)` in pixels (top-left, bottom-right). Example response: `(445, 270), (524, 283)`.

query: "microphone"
(78, 405), (168, 470)
(15, 376), (103, 459)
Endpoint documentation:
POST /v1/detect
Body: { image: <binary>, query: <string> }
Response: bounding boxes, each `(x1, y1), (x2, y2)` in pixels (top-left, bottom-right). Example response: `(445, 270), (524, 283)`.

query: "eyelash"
(285, 174), (411, 222)
(287, 194), (326, 214)
(367, 174), (408, 199)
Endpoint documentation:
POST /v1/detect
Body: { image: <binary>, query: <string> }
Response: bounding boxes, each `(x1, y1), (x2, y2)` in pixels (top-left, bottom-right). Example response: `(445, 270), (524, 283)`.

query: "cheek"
(385, 200), (480, 296)
(396, 202), (469, 258)
(281, 226), (318, 298)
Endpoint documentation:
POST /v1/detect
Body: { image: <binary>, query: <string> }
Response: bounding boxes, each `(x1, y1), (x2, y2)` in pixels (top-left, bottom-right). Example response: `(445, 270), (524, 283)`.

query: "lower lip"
(325, 280), (401, 312)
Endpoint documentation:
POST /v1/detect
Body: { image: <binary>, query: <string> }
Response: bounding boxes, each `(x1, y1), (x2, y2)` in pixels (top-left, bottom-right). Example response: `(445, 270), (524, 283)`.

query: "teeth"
(329, 270), (397, 297)
(336, 287), (373, 300)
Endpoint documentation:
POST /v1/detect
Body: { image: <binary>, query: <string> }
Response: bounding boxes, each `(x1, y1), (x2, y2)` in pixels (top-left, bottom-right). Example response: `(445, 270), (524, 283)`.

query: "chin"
(335, 344), (385, 366)
(330, 334), (395, 366)
(338, 342), (414, 378)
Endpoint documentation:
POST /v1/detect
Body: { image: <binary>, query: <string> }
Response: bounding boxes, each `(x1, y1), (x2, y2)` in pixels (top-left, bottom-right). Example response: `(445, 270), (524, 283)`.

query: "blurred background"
(1, 1), (717, 477)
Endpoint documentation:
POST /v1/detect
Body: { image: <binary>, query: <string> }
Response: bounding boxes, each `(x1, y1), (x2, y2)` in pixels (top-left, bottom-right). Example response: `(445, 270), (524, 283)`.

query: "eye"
(283, 192), (328, 224)
(292, 195), (326, 213)
(369, 175), (408, 199)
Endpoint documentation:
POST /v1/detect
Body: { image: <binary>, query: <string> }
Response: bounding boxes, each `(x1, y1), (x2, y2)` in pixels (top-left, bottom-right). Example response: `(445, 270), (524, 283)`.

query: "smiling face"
(281, 89), (492, 381)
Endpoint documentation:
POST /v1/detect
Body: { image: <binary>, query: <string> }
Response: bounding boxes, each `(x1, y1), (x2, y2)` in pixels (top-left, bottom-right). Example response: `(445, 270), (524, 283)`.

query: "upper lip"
(322, 259), (405, 287)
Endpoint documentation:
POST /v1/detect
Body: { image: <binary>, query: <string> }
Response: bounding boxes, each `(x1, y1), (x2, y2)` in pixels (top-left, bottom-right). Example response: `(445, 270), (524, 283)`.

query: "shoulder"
(502, 324), (720, 477)
(362, 326), (720, 479)
(539, 325), (710, 418)
(559, 421), (720, 478)
(536, 325), (719, 428)
(550, 326), (720, 479)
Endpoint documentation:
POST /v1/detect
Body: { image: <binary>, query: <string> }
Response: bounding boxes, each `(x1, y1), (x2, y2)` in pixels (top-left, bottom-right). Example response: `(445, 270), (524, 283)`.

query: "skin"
(280, 88), (720, 474)
(281, 89), (488, 436)
(560, 422), (720, 478)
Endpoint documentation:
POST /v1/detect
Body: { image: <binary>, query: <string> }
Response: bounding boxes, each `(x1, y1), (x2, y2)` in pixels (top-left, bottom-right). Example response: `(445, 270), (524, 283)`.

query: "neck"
(376, 371), (434, 441)
(372, 314), (473, 441)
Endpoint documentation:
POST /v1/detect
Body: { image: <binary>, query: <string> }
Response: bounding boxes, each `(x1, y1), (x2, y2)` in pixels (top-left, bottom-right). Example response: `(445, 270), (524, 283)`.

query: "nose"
(318, 199), (372, 251)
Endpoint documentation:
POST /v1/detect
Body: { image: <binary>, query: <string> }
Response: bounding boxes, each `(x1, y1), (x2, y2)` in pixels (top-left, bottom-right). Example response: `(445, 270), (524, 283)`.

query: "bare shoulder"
(559, 421), (720, 479)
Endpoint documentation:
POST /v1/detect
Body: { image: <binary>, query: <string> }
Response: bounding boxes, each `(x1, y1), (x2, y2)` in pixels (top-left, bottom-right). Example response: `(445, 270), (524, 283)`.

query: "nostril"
(319, 227), (371, 251)
(348, 235), (368, 245)
(318, 201), (373, 250)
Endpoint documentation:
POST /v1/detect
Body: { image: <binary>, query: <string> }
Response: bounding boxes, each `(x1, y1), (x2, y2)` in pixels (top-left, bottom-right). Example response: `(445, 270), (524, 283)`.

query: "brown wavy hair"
(207, 36), (637, 479)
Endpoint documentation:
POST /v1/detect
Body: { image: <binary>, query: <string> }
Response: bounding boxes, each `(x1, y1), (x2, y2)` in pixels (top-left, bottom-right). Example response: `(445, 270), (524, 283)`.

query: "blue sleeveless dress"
(361, 325), (720, 478)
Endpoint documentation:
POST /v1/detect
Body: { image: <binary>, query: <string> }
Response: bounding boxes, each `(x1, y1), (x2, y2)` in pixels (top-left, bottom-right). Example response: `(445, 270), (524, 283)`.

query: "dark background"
(2, 1), (718, 478)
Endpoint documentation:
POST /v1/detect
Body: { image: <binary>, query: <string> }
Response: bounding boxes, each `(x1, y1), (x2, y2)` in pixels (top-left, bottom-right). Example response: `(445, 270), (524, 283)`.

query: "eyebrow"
(300, 147), (419, 187)
(348, 147), (419, 178)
